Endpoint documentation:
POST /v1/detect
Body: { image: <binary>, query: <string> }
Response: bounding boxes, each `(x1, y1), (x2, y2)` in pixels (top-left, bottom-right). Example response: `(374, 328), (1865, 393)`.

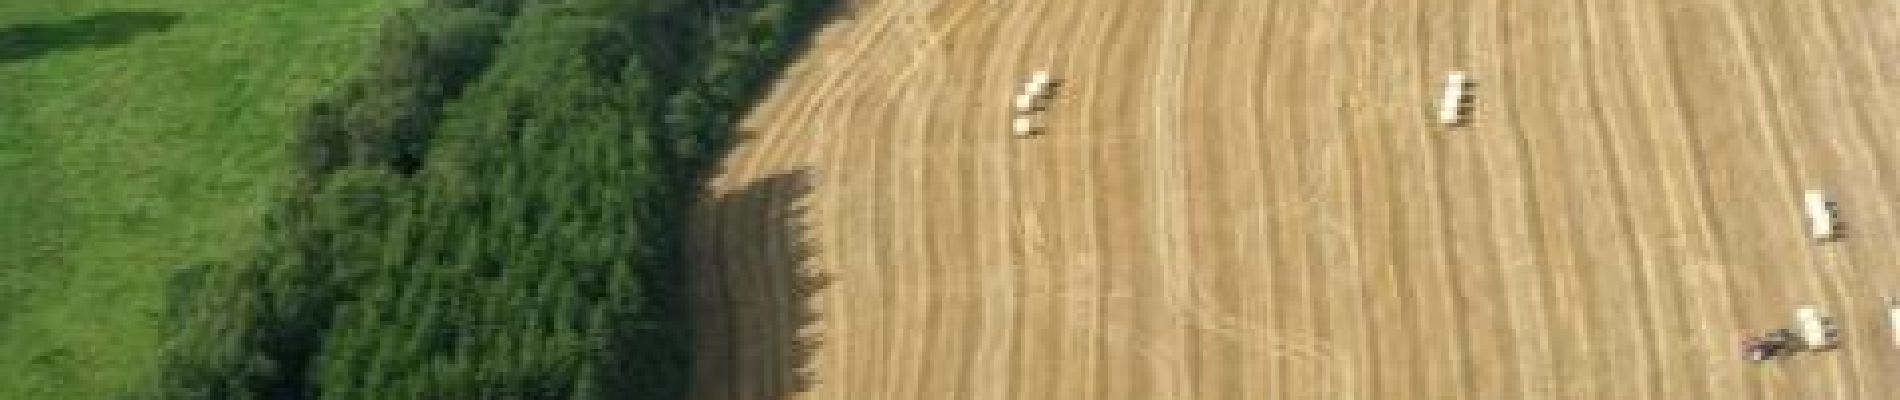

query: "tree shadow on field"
(709, 0), (851, 152)
(0, 11), (182, 63)
(690, 169), (827, 399)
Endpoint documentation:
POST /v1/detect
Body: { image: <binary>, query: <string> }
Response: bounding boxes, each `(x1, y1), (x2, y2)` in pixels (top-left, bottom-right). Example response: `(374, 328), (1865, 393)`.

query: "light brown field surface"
(687, 1), (1900, 398)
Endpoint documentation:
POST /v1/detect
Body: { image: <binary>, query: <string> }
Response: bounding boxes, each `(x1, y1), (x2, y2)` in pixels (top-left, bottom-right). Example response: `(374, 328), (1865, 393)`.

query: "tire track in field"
(1818, 4), (1900, 394)
(899, 2), (1005, 397)
(860, 4), (986, 393)
(1176, 4), (1238, 396)
(719, 14), (915, 387)
(737, 0), (915, 192)
(1685, 2), (1818, 398)
(1410, 1), (1478, 397)
(1074, 2), (1157, 397)
(1852, 2), (1900, 392)
(1820, 0), (1900, 308)
(1397, 3), (1457, 396)
(1506, 3), (1603, 397)
(819, 3), (937, 398)
(895, 0), (977, 397)
(1233, 2), (1364, 397)
(887, 2), (986, 398)
(1162, 2), (1299, 396)
(1504, 3), (1611, 396)
(1469, 0), (1561, 396)
(1439, 3), (1516, 396)
(1367, 3), (1439, 398)
(1322, 3), (1381, 399)
(1713, 2), (1852, 397)
(994, 1), (1062, 397)
(704, 1), (931, 398)
(1635, 3), (1752, 399)
(692, 1), (919, 398)
(1341, 2), (1381, 395)
(918, 5), (1008, 397)
(1761, 2), (1885, 397)
(1565, 4), (1629, 396)
(1568, 1), (1666, 398)
(811, 14), (919, 398)
(1270, 1), (1343, 397)
(877, 1), (933, 397)
(1137, 1), (1194, 397)
(1799, 1), (1900, 396)
(1421, 0), (1459, 396)
(1438, 1), (1525, 397)
(1357, 2), (1423, 397)
(963, 14), (1040, 399)
(1037, 2), (1128, 397)
(1203, 0), (1273, 397)
(1044, 0), (1107, 380)
(1305, 3), (1374, 398)
(956, 1), (1054, 398)
(736, 0), (913, 177)
(1004, 2), (1103, 398)
(902, 3), (1012, 397)
(1227, 0), (1282, 396)
(1623, 1), (1752, 397)
(1661, 4), (1805, 398)
(1071, 0), (1337, 396)
(1798, 3), (1900, 380)
(1597, 2), (1721, 399)
(787, 8), (926, 394)
(985, 3), (1054, 397)
(1831, 0), (1900, 256)
(1252, 3), (1312, 395)
(788, 71), (856, 400)
(1072, 2), (1156, 396)
(884, 0), (987, 98)
(707, 1), (1900, 398)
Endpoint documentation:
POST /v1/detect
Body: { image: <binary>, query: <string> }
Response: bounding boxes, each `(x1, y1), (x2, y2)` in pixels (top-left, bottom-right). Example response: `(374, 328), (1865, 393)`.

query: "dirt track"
(688, 1), (1900, 398)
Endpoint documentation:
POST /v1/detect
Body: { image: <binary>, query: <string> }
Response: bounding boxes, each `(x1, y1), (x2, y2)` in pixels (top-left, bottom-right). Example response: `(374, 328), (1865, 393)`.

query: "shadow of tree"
(687, 0), (850, 175)
(690, 170), (826, 399)
(0, 11), (183, 63)
(676, 2), (851, 397)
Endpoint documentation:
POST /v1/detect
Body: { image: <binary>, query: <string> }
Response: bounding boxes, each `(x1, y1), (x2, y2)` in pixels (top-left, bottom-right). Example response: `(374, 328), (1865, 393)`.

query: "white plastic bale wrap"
(1804, 190), (1836, 239)
(1437, 71), (1469, 125)
(1795, 306), (1835, 349)
(1012, 116), (1038, 136)
(1889, 299), (1900, 347)
(1014, 93), (1039, 112)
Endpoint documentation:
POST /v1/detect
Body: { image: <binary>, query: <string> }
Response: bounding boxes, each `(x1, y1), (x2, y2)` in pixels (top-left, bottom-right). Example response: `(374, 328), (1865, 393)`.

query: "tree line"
(156, 0), (834, 398)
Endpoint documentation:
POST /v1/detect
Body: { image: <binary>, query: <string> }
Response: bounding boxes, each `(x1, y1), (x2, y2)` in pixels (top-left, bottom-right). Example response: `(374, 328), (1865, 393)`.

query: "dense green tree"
(160, 0), (835, 398)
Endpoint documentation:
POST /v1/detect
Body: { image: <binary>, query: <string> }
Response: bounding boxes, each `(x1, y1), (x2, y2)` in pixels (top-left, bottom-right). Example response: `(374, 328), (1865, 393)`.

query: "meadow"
(0, 1), (409, 397)
(3, 0), (831, 397)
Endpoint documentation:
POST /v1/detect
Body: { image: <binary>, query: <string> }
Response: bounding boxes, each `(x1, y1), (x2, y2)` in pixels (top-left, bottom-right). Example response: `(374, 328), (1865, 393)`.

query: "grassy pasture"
(0, 1), (406, 397)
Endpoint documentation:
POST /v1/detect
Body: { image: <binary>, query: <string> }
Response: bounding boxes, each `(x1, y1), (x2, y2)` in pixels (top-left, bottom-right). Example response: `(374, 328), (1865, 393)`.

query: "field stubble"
(691, 0), (1900, 398)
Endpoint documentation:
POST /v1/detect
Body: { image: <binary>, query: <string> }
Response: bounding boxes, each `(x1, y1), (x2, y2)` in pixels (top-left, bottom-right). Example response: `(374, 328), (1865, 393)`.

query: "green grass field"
(0, 1), (407, 397)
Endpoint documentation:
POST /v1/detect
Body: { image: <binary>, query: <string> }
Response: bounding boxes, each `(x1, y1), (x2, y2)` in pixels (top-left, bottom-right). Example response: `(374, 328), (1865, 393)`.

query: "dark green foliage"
(294, 4), (513, 179)
(158, 0), (835, 398)
(0, 11), (183, 62)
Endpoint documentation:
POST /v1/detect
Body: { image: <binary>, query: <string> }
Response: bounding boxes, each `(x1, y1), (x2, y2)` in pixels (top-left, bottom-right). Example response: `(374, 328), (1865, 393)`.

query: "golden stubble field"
(688, 0), (1900, 398)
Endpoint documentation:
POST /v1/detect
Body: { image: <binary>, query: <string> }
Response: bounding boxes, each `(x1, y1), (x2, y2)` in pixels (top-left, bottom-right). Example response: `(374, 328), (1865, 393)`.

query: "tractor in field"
(1744, 329), (1795, 362)
(1744, 306), (1841, 361)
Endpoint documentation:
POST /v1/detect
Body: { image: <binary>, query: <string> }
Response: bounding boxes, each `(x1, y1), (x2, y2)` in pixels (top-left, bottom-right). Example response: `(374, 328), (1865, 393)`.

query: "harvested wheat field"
(688, 0), (1900, 398)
